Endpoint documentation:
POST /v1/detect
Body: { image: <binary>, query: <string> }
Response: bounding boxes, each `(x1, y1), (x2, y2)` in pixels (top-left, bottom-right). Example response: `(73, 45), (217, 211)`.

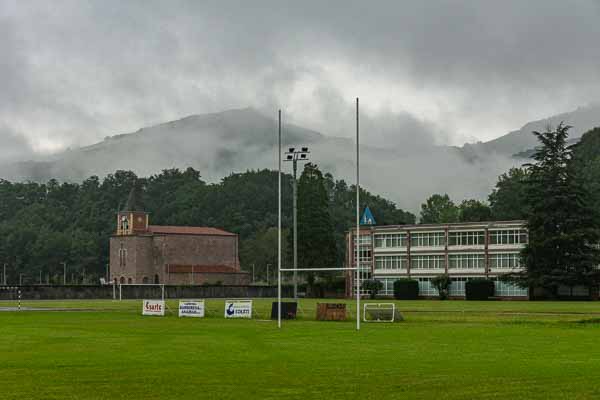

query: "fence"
(0, 285), (291, 300)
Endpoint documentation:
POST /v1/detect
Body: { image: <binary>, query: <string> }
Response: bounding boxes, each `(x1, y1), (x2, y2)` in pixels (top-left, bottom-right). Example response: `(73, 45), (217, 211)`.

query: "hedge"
(465, 279), (495, 300)
(393, 279), (419, 300)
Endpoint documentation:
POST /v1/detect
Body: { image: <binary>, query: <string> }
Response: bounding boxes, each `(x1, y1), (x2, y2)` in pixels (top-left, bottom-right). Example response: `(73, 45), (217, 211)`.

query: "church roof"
(148, 225), (236, 236)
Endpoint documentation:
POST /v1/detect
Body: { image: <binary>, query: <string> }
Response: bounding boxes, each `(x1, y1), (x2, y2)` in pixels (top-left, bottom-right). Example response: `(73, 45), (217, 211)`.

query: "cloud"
(0, 0), (598, 207)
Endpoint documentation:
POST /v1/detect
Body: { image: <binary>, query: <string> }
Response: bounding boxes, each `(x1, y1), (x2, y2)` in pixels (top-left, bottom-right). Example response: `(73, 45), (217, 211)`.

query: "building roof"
(148, 225), (236, 236)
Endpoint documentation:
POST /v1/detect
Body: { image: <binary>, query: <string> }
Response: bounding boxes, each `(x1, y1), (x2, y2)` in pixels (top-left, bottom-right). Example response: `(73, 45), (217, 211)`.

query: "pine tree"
(296, 163), (337, 270)
(520, 123), (600, 297)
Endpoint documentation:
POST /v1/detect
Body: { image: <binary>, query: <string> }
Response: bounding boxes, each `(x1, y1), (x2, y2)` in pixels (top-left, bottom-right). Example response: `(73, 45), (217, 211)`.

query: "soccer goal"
(118, 283), (165, 301)
(363, 303), (397, 323)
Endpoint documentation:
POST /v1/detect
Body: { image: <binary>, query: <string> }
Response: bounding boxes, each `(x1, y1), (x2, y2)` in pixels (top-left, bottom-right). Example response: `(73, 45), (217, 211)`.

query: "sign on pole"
(224, 300), (252, 319)
(142, 299), (165, 316)
(178, 300), (205, 318)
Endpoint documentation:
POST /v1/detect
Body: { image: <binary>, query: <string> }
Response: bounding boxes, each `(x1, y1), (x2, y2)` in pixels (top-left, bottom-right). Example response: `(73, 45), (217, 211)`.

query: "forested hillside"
(0, 167), (414, 284)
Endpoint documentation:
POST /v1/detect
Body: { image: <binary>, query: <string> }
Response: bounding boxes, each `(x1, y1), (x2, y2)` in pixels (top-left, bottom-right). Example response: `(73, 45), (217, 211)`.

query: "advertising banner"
(178, 300), (205, 318)
(224, 300), (252, 319)
(142, 300), (165, 316)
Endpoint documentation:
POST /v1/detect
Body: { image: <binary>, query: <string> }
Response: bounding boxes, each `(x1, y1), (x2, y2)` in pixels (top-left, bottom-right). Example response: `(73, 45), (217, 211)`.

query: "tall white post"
(278, 109), (282, 328)
(356, 97), (361, 331)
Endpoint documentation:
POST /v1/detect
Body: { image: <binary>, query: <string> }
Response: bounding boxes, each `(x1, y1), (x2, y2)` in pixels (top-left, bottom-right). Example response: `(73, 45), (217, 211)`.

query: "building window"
(375, 278), (397, 296)
(374, 255), (407, 271)
(374, 233), (408, 248)
(489, 253), (522, 269)
(417, 278), (439, 296)
(448, 231), (485, 246)
(353, 235), (372, 246)
(142, 277), (149, 284)
(119, 277), (125, 284)
(449, 278), (469, 296)
(411, 255), (445, 269)
(119, 244), (127, 267)
(410, 232), (445, 247)
(127, 278), (132, 284)
(489, 229), (528, 245)
(494, 279), (528, 296)
(448, 253), (485, 269)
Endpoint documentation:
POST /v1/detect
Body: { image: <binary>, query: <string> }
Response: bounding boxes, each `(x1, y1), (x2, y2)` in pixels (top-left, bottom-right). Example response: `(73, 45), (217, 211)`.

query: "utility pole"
(62, 262), (67, 285)
(252, 264), (255, 283)
(19, 273), (23, 285)
(284, 147), (309, 299)
(3, 263), (6, 285)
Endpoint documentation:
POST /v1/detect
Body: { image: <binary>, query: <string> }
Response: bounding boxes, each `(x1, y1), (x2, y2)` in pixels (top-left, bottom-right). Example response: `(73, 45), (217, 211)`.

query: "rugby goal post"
(363, 303), (396, 323)
(277, 101), (363, 330)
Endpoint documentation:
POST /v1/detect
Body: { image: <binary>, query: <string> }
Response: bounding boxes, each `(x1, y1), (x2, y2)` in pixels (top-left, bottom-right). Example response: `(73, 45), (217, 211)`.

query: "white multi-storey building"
(345, 221), (529, 299)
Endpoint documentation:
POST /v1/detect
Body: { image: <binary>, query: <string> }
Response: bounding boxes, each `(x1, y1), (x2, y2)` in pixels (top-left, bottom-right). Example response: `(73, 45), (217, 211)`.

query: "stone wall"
(0, 285), (289, 300)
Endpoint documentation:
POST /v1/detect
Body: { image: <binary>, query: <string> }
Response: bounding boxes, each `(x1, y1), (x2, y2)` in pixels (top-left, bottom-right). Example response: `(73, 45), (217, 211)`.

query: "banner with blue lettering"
(224, 300), (252, 319)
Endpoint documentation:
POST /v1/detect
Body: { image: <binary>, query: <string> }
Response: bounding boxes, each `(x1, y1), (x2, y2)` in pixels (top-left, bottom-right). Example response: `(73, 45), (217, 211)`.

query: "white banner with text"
(178, 300), (205, 318)
(224, 300), (252, 319)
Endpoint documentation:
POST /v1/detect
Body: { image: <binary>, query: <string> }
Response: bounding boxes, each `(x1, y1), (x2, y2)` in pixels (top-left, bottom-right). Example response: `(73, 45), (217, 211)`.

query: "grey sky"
(1, 0), (599, 160)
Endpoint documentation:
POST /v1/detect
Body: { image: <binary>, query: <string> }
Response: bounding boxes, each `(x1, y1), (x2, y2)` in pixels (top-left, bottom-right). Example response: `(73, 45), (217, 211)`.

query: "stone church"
(109, 207), (250, 286)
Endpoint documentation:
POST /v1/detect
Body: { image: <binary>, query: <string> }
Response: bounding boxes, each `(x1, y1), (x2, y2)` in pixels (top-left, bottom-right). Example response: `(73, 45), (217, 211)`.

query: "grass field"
(2, 299), (600, 399)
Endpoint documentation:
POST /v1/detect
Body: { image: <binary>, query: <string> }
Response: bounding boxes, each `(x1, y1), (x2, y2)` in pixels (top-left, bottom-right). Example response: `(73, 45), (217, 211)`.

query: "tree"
(570, 127), (600, 219)
(431, 274), (451, 300)
(458, 199), (492, 222)
(489, 168), (530, 220)
(517, 123), (600, 296)
(296, 163), (337, 271)
(420, 194), (459, 223)
(363, 279), (384, 299)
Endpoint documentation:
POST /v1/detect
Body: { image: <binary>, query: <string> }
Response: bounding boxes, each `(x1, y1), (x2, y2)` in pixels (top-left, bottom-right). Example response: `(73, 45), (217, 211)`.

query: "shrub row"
(365, 278), (497, 300)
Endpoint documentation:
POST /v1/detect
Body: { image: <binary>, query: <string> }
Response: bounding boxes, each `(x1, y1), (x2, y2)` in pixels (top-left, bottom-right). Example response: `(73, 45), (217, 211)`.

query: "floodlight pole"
(278, 109), (282, 329)
(356, 97), (361, 331)
(292, 158), (298, 299)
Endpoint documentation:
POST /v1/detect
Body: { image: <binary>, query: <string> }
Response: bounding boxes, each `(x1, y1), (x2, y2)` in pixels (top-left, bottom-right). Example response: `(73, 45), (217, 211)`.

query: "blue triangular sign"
(361, 206), (376, 225)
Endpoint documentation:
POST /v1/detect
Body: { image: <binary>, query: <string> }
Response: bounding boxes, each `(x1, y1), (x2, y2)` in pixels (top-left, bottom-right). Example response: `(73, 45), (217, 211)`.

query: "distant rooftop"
(148, 225), (236, 236)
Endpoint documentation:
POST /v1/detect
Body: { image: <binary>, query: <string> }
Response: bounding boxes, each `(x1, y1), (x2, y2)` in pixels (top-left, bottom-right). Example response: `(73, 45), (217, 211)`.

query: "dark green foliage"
(420, 194), (459, 223)
(363, 279), (384, 299)
(570, 127), (600, 219)
(458, 199), (492, 222)
(0, 167), (414, 284)
(465, 279), (495, 300)
(393, 279), (419, 300)
(518, 123), (600, 296)
(431, 274), (451, 300)
(296, 164), (337, 270)
(489, 167), (530, 220)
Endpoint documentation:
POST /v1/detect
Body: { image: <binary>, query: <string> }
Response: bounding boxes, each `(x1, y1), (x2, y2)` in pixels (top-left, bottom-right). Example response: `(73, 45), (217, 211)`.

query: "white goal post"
(363, 303), (396, 323)
(118, 283), (165, 301)
(276, 101), (363, 330)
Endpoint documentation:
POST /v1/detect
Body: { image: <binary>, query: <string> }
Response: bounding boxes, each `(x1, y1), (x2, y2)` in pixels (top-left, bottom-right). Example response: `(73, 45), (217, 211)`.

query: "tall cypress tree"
(296, 163), (337, 269)
(520, 123), (600, 297)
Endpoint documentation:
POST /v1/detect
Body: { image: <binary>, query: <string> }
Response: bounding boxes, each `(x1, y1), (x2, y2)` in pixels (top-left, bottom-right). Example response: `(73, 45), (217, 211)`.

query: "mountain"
(463, 104), (600, 157)
(2, 105), (599, 212)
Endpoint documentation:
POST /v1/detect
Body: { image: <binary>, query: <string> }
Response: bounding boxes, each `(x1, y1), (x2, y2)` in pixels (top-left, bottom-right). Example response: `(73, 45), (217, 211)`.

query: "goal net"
(363, 303), (398, 323)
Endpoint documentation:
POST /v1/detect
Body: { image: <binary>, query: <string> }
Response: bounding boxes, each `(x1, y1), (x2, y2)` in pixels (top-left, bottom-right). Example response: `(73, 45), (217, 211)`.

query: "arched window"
(154, 274), (159, 284)
(120, 277), (125, 284)
(128, 278), (132, 284)
(142, 277), (149, 284)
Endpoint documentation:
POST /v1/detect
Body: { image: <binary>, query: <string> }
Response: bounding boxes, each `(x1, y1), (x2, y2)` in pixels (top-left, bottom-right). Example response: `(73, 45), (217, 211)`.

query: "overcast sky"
(1, 0), (600, 161)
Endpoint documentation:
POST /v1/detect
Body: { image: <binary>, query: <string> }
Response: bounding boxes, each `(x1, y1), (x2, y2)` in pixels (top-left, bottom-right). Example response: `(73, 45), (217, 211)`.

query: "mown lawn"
(1, 299), (600, 399)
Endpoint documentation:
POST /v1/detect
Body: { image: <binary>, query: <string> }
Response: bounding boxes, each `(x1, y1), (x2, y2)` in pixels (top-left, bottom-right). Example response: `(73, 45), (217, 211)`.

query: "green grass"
(2, 299), (600, 399)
